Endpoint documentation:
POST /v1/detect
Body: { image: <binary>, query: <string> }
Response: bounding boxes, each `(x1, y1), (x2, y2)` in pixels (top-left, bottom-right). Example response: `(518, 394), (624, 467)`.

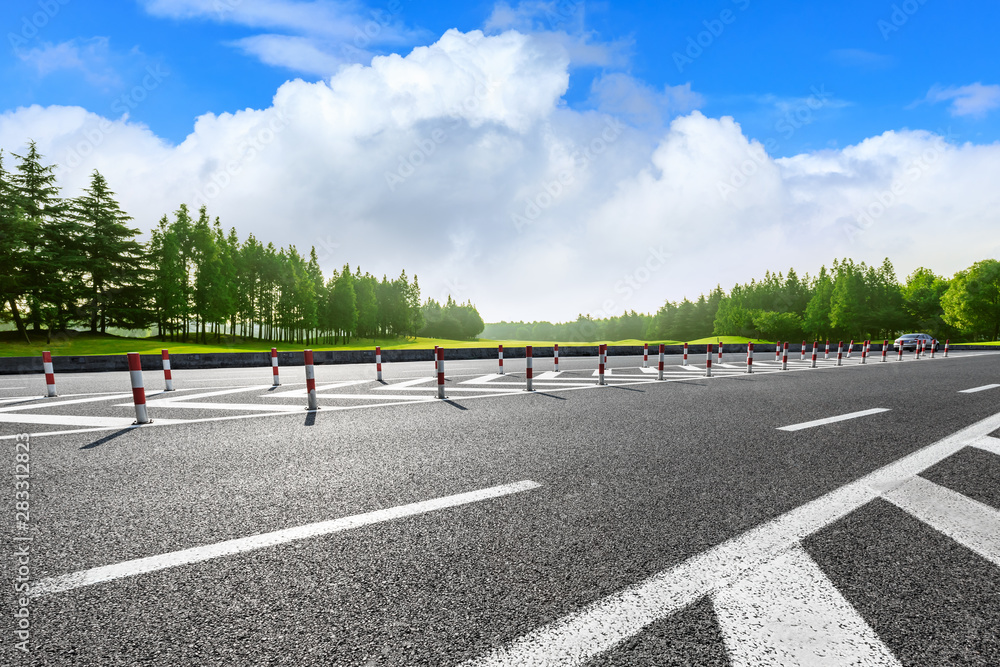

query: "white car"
(894, 333), (938, 351)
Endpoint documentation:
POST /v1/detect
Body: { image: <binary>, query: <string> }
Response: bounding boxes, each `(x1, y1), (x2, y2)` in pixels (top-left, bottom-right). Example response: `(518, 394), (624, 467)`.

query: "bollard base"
(132, 420), (153, 425)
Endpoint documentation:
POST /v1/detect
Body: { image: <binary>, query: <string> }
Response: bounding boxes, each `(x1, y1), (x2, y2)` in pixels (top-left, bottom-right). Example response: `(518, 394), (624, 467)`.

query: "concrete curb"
(1, 344), (997, 375)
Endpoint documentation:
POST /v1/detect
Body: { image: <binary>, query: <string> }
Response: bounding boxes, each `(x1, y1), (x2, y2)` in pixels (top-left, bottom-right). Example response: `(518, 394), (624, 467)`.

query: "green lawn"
(0, 331), (780, 358)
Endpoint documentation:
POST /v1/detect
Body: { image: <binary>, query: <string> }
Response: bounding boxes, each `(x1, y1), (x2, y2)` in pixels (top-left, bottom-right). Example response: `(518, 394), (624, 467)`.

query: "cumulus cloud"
(2, 28), (998, 322)
(588, 74), (703, 128)
(918, 83), (1000, 118)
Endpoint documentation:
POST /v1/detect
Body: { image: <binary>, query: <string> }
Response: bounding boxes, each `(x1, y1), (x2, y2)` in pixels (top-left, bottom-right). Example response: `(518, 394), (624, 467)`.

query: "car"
(894, 333), (939, 351)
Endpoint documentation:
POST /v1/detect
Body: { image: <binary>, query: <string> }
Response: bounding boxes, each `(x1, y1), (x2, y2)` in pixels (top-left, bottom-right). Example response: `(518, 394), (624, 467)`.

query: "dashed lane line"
(958, 383), (1000, 394)
(712, 544), (901, 666)
(777, 408), (891, 432)
(31, 480), (542, 597)
(461, 410), (1000, 667)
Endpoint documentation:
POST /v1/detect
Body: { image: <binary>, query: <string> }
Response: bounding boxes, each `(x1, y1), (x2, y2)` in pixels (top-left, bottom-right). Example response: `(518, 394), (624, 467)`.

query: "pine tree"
(72, 171), (146, 333)
(0, 150), (32, 342)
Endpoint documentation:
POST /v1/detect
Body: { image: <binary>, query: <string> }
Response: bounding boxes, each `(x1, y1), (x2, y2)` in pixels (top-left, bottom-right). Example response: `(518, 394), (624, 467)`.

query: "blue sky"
(2, 1), (999, 321)
(5, 0), (999, 154)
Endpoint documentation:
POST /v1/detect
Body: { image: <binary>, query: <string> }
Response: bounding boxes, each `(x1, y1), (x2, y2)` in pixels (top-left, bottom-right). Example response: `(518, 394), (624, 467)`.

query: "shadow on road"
(81, 428), (133, 450)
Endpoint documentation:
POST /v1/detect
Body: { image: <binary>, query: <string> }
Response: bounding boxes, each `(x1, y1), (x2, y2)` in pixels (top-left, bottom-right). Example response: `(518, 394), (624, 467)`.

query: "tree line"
(1, 141), (485, 344)
(485, 257), (1000, 343)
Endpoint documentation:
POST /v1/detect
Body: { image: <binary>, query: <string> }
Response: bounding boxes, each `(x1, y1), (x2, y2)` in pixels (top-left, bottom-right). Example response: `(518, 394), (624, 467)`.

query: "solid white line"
(777, 408), (891, 432)
(383, 377), (437, 388)
(0, 414), (186, 427)
(32, 480), (542, 597)
(0, 393), (132, 412)
(971, 435), (1000, 456)
(126, 401), (306, 413)
(958, 384), (1000, 394)
(461, 411), (1000, 667)
(882, 476), (1000, 567)
(271, 380), (371, 396)
(155, 385), (272, 401)
(713, 545), (901, 666)
(535, 371), (562, 380)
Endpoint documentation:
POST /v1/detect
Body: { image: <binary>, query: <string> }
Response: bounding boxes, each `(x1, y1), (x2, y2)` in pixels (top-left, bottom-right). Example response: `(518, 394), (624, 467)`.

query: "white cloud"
(3, 28), (998, 323)
(588, 74), (703, 128)
(16, 37), (122, 88)
(141, 0), (421, 75)
(920, 82), (1000, 118)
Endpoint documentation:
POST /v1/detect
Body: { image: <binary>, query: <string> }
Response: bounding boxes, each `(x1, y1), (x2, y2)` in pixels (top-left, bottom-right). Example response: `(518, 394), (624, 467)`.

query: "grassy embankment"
(0, 332), (771, 358)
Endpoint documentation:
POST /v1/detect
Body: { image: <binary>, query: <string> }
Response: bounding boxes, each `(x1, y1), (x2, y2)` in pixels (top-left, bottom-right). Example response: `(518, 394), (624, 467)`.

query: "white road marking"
(713, 545), (901, 666)
(777, 408), (891, 432)
(154, 385), (272, 401)
(31, 480), (542, 597)
(0, 394), (133, 413)
(269, 380), (371, 396)
(0, 414), (186, 427)
(383, 377), (437, 388)
(535, 371), (562, 380)
(462, 410), (1000, 667)
(972, 435), (1000, 456)
(882, 475), (1000, 567)
(958, 384), (1000, 394)
(122, 400), (306, 412)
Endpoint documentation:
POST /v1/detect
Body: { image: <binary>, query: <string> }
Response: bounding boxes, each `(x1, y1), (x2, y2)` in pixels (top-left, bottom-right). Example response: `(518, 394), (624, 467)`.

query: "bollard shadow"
(442, 399), (468, 411)
(608, 385), (645, 393)
(377, 380), (387, 385)
(81, 428), (133, 450)
(304, 410), (318, 426)
(534, 392), (567, 400)
(266, 386), (280, 392)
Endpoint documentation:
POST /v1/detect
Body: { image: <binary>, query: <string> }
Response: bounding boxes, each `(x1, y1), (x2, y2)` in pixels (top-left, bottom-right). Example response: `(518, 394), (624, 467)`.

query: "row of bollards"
(36, 335), (956, 422)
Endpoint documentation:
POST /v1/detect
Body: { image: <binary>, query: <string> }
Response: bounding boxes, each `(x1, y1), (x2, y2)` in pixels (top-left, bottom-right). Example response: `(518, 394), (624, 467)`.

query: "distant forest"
(485, 257), (1000, 343)
(0, 141), (484, 344)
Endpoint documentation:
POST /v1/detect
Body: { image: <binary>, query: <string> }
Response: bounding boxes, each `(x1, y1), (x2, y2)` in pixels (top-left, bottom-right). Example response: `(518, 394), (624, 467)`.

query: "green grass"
(0, 331), (769, 358)
(954, 341), (1000, 346)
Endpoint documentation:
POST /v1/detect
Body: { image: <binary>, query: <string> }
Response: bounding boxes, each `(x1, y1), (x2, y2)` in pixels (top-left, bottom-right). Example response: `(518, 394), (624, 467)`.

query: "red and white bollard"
(718, 343), (724, 366)
(746, 341), (754, 374)
(658, 344), (665, 380)
(498, 344), (504, 375)
(930, 339), (937, 359)
(861, 340), (868, 364)
(897, 340), (904, 361)
(598, 344), (606, 385)
(825, 340), (830, 360)
(525, 345), (534, 391)
(881, 340), (888, 362)
(161, 349), (174, 391)
(127, 352), (149, 424)
(554, 343), (559, 371)
(42, 351), (57, 397)
(434, 346), (439, 371)
(837, 341), (844, 366)
(846, 340), (854, 359)
(782, 342), (789, 370)
(944, 339), (950, 357)
(271, 348), (280, 386)
(304, 349), (318, 410)
(800, 341), (806, 362)
(811, 341), (818, 368)
(683, 342), (689, 366)
(643, 343), (649, 368)
(706, 344), (713, 377)
(437, 347), (446, 399)
(914, 341), (921, 360)
(775, 342), (781, 363)
(376, 346), (383, 381)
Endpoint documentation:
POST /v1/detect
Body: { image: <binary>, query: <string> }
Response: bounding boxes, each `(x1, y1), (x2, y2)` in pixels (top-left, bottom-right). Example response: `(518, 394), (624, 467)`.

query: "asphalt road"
(3, 350), (999, 666)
